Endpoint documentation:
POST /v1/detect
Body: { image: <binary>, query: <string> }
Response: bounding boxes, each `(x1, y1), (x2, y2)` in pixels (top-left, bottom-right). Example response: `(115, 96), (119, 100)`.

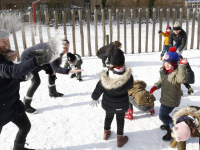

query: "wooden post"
(101, 9), (106, 46)
(86, 10), (91, 56)
(108, 9), (113, 43)
(145, 8), (149, 53)
(62, 11), (67, 39)
(167, 8), (170, 26)
(1, 13), (11, 49)
(116, 9), (120, 41)
(179, 8), (183, 28)
(185, 8), (190, 50)
(10, 13), (20, 61)
(152, 8), (156, 52)
(19, 12), (27, 50)
(78, 10), (84, 56)
(138, 8), (141, 53)
(36, 11), (43, 43)
(131, 9), (135, 54)
(54, 11), (58, 35)
(94, 9), (98, 54)
(123, 9), (127, 54)
(71, 10), (76, 54)
(44, 11), (51, 40)
(190, 8), (196, 49)
(28, 12), (35, 46)
(198, 8), (200, 50)
(172, 8), (176, 26)
(159, 8), (163, 52)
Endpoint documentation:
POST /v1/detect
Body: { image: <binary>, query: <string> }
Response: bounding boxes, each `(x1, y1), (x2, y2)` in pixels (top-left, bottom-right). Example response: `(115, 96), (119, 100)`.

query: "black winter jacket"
(169, 29), (187, 51)
(0, 54), (37, 127)
(97, 43), (116, 57)
(185, 62), (195, 84)
(92, 67), (133, 114)
(21, 43), (70, 74)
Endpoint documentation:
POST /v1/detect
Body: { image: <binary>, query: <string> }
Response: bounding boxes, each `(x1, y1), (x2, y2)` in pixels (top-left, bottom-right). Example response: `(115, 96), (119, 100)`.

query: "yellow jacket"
(161, 31), (169, 46)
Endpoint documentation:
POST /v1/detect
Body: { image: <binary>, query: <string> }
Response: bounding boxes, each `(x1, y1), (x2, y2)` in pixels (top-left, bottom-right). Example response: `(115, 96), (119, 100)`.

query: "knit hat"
(173, 21), (181, 31)
(67, 52), (76, 62)
(173, 122), (191, 142)
(0, 29), (10, 39)
(164, 47), (179, 64)
(110, 48), (125, 66)
(166, 26), (171, 30)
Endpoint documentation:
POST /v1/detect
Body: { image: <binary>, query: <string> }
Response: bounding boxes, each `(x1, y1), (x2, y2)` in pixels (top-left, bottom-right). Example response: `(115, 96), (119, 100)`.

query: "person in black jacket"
(20, 37), (83, 114)
(91, 48), (133, 147)
(97, 41), (122, 67)
(0, 29), (62, 150)
(169, 21), (187, 57)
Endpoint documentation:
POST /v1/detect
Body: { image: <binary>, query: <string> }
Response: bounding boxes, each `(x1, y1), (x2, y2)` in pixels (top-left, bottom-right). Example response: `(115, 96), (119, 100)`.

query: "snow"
(0, 21), (200, 150)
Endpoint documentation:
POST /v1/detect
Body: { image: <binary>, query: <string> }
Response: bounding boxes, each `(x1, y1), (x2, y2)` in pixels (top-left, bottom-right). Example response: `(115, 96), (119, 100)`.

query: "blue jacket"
(0, 54), (37, 127)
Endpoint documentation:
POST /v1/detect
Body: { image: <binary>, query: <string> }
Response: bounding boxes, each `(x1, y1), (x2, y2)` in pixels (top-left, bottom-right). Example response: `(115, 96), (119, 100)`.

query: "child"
(169, 106), (200, 149)
(149, 47), (187, 141)
(64, 52), (83, 81)
(125, 80), (156, 121)
(158, 26), (171, 60)
(91, 48), (133, 147)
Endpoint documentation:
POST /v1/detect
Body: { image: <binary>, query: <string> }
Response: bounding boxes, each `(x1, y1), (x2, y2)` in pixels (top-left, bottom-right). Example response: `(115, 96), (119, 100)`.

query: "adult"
(0, 29), (60, 150)
(21, 37), (83, 114)
(97, 41), (122, 67)
(169, 21), (187, 57)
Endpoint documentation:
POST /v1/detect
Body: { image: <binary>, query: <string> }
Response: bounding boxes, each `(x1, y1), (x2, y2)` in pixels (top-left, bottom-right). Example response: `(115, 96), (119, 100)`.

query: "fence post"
(185, 8), (190, 50)
(138, 8), (141, 54)
(145, 8), (149, 53)
(1, 13), (11, 49)
(71, 10), (76, 54)
(179, 8), (183, 28)
(167, 8), (170, 26)
(10, 13), (20, 61)
(19, 12), (27, 50)
(44, 11), (51, 40)
(159, 8), (163, 52)
(108, 9), (113, 43)
(28, 12), (35, 46)
(123, 9), (127, 54)
(101, 9), (106, 46)
(172, 8), (176, 26)
(116, 9), (120, 41)
(152, 8), (156, 52)
(78, 10), (84, 57)
(198, 8), (200, 50)
(190, 8), (196, 49)
(94, 9), (98, 54)
(86, 10), (92, 56)
(36, 11), (43, 43)
(106, 35), (109, 45)
(131, 9), (135, 54)
(62, 11), (67, 39)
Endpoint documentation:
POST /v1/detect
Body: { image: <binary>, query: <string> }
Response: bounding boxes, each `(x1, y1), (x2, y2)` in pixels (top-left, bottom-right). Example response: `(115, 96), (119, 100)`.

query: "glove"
(158, 30), (161, 34)
(150, 86), (157, 95)
(149, 108), (155, 116)
(180, 58), (188, 66)
(19, 72), (33, 82)
(90, 100), (99, 107)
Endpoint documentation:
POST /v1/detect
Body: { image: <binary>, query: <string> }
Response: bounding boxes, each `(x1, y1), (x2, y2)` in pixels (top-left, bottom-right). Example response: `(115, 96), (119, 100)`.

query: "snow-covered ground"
(1, 21), (200, 150)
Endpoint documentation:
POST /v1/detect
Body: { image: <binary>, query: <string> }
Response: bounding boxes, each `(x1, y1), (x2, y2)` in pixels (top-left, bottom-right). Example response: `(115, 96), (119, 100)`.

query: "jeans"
(159, 104), (174, 130)
(174, 43), (185, 57)
(161, 45), (170, 57)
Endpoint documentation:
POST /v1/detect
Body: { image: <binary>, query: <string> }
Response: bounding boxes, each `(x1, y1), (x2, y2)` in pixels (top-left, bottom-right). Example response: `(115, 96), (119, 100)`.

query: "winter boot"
(124, 109), (133, 121)
(162, 128), (172, 141)
(70, 73), (76, 78)
(23, 97), (37, 114)
(13, 141), (35, 150)
(103, 130), (111, 140)
(117, 135), (128, 147)
(48, 85), (64, 97)
(160, 57), (163, 61)
(77, 78), (83, 82)
(170, 138), (177, 148)
(187, 88), (194, 95)
(160, 125), (170, 130)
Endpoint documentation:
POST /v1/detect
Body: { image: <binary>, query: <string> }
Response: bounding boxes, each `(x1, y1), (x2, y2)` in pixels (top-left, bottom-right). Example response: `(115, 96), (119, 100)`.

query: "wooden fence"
(1, 7), (200, 61)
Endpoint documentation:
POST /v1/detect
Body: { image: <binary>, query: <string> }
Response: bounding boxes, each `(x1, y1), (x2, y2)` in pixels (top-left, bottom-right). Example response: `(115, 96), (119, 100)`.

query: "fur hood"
(172, 106), (200, 131)
(100, 67), (132, 90)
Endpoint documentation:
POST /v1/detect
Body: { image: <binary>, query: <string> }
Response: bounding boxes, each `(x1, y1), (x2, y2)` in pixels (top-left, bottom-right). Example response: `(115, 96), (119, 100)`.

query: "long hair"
(183, 119), (196, 134)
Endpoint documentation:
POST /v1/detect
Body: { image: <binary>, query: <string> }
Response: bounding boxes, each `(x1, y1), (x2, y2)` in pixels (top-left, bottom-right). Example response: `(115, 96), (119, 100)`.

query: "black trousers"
(104, 112), (125, 135)
(26, 71), (56, 97)
(97, 52), (107, 65)
(184, 83), (191, 90)
(0, 113), (31, 144)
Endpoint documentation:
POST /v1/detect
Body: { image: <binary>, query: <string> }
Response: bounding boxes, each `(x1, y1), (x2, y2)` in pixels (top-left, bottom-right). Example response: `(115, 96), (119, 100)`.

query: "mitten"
(150, 86), (157, 95)
(90, 100), (99, 107)
(19, 72), (33, 82)
(149, 108), (155, 116)
(180, 58), (188, 66)
(158, 30), (161, 34)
